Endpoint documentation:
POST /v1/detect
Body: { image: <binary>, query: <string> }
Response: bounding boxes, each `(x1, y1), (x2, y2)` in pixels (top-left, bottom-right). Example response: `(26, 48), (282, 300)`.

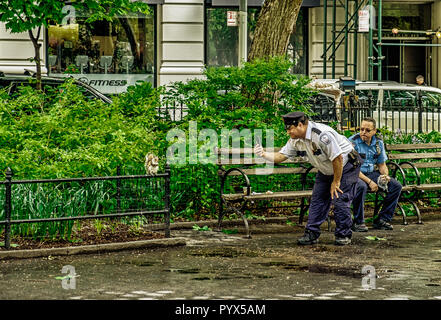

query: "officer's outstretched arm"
(254, 144), (288, 164)
(261, 151), (288, 164)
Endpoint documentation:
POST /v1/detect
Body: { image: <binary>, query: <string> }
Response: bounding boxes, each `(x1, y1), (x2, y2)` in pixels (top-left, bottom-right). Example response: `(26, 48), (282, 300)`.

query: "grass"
(0, 172), (167, 241)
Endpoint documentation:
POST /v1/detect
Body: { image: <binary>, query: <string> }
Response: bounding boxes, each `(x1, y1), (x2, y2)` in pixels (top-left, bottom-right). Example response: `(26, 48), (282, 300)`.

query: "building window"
(47, 8), (155, 94)
(381, 3), (431, 31)
(206, 7), (259, 67)
(287, 8), (307, 75)
(205, 6), (308, 75)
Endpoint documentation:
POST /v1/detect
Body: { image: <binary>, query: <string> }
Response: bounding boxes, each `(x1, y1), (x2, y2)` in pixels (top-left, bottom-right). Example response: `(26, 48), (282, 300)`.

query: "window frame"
(204, 3), (309, 74)
(44, 5), (157, 87)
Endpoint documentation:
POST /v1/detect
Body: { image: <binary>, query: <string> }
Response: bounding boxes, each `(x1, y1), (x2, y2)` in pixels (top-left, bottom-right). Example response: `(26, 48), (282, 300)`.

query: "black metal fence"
(158, 93), (441, 134)
(157, 100), (188, 122)
(309, 91), (441, 134)
(0, 166), (171, 249)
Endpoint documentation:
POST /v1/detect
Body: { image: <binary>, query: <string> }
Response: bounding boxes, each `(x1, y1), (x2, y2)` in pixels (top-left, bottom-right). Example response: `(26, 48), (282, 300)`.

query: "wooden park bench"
(216, 146), (316, 238)
(215, 143), (425, 237)
(384, 142), (441, 224)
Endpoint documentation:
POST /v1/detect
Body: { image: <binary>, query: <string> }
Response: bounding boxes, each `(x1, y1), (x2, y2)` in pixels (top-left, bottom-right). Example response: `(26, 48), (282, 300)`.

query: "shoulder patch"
(320, 133), (331, 145)
(312, 127), (322, 135)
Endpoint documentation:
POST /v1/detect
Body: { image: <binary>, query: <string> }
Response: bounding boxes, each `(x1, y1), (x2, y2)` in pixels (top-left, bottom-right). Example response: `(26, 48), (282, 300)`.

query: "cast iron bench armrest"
(220, 167), (251, 200)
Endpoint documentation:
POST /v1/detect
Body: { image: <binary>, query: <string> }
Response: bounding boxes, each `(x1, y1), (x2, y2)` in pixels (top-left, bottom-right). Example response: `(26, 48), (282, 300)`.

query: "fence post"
(4, 167), (12, 250)
(164, 164), (171, 238)
(417, 90), (423, 133)
(116, 166), (121, 213)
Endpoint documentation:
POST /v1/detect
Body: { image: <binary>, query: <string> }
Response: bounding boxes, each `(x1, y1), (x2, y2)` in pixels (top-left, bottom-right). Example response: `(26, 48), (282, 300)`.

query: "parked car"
(355, 81), (441, 133)
(0, 72), (112, 104)
(308, 79), (441, 133)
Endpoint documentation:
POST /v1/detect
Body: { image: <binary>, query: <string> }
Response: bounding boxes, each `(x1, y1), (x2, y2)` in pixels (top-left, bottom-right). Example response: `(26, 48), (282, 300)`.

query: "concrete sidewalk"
(1, 213), (441, 300)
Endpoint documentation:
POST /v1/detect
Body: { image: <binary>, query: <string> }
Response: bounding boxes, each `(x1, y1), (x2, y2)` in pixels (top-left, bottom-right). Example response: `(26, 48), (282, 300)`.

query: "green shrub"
(0, 79), (160, 179)
(161, 56), (316, 218)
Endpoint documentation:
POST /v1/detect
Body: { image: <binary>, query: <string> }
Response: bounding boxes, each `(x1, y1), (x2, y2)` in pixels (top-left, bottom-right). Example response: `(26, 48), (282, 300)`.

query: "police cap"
(282, 111), (307, 129)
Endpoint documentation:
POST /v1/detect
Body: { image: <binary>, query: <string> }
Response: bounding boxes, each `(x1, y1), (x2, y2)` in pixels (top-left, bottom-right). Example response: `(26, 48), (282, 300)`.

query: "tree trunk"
(248, 0), (303, 61)
(119, 17), (143, 70)
(28, 27), (42, 91)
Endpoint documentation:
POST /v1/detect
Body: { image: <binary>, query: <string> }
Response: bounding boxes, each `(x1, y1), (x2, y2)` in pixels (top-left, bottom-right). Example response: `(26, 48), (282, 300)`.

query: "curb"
(0, 217), (294, 260)
(0, 237), (187, 260)
(143, 216), (294, 231)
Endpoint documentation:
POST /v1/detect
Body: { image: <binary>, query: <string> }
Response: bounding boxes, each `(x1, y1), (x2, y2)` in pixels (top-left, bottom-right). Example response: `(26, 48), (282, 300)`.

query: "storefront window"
(206, 6), (308, 75)
(47, 9), (155, 94)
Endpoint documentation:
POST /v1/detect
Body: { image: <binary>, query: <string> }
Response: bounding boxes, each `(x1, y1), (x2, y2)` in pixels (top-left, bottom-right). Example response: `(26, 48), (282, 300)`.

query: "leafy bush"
(0, 79), (160, 179)
(161, 56), (315, 218)
(0, 57), (316, 230)
(163, 56), (313, 143)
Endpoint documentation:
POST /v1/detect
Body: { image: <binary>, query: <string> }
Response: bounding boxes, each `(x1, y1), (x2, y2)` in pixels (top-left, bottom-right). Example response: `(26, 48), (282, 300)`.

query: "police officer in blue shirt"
(349, 117), (402, 231)
(255, 111), (362, 245)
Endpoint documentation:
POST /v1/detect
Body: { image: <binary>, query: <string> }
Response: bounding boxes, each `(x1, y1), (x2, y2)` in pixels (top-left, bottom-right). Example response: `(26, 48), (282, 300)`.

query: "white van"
(355, 81), (441, 133)
(308, 79), (441, 133)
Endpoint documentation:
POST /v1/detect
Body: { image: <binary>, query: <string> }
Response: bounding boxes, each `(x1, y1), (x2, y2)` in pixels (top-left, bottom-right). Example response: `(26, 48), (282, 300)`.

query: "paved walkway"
(1, 215), (441, 300)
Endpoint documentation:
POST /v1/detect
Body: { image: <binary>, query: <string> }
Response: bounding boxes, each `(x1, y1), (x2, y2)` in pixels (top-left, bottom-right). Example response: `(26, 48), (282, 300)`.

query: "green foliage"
(0, 78), (159, 179)
(161, 57), (315, 218)
(192, 224), (212, 232)
(0, 0), (66, 32)
(164, 56), (313, 144)
(0, 0), (151, 33)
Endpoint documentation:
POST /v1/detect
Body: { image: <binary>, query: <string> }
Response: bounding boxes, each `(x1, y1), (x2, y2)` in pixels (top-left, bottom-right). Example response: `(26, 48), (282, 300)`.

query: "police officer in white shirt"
(254, 111), (362, 245)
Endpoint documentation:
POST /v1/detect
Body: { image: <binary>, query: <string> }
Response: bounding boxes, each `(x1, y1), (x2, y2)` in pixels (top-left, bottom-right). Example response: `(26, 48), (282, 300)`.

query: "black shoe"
(297, 230), (319, 245)
(335, 236), (351, 246)
(351, 223), (369, 232)
(373, 219), (393, 230)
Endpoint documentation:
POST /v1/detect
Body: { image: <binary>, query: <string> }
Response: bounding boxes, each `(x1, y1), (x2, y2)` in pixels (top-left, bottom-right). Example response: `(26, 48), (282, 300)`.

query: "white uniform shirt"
(279, 121), (354, 175)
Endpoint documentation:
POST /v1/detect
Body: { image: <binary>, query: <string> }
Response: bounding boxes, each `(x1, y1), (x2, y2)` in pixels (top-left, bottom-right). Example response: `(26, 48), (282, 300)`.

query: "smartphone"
(255, 136), (262, 146)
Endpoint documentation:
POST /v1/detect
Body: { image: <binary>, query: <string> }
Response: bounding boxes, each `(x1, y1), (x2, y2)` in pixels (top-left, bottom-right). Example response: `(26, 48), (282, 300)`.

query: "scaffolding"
(321, 0), (441, 82)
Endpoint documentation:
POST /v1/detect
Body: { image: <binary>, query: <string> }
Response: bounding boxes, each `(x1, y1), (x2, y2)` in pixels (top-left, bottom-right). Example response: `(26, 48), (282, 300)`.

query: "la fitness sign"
(55, 73), (154, 94)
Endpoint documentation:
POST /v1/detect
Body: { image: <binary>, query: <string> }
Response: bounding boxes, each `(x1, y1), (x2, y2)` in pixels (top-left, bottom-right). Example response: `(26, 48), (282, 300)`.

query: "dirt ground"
(1, 211), (441, 302)
(0, 219), (164, 250)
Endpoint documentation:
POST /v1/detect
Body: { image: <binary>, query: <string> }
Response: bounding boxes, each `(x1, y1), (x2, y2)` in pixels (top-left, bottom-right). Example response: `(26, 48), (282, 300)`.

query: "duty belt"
(347, 149), (361, 168)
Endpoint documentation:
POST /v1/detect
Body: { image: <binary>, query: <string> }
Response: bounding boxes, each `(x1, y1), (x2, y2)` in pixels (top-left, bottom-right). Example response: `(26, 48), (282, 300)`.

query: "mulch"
(1, 206), (439, 251)
(0, 220), (165, 251)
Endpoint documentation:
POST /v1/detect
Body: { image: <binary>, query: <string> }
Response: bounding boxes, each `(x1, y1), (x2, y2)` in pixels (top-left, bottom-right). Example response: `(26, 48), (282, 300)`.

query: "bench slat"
(386, 143), (441, 151)
(217, 158), (307, 165)
(399, 162), (441, 169)
(389, 152), (441, 160)
(415, 183), (441, 191)
(244, 190), (313, 200)
(216, 147), (281, 155)
(401, 185), (414, 192)
(219, 167), (310, 176)
(222, 190), (313, 201)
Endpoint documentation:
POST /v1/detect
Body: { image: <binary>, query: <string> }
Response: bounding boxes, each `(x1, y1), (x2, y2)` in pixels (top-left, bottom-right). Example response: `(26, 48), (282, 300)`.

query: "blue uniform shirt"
(348, 134), (387, 174)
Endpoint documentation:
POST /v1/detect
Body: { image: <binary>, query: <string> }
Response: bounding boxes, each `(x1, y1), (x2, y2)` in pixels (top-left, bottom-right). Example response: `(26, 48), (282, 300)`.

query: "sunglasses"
(360, 128), (373, 133)
(284, 122), (299, 130)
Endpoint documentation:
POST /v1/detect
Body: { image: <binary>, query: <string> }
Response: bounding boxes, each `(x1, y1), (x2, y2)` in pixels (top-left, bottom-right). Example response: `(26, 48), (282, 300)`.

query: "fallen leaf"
(365, 236), (387, 241)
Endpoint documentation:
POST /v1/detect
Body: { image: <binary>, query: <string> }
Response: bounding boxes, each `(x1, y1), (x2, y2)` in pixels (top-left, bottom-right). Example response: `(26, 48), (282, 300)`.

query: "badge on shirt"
(320, 133), (331, 145)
